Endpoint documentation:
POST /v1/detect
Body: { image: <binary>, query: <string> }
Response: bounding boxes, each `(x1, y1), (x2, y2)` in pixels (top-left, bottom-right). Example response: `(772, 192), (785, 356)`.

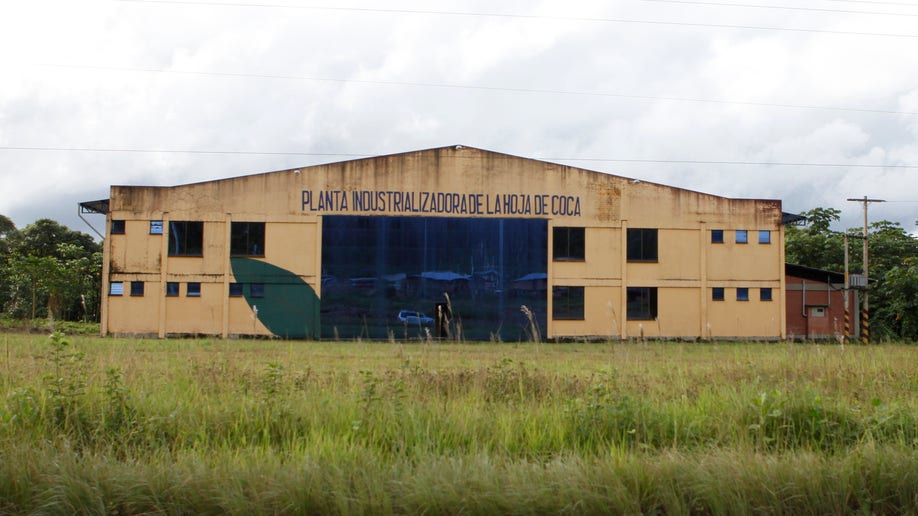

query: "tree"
(1, 217), (102, 321)
(784, 207), (845, 271)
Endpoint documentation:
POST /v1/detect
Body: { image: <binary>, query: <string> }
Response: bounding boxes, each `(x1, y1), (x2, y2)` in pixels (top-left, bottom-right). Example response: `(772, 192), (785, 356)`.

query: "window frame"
(109, 282), (124, 296)
(230, 222), (266, 257)
(736, 287), (749, 301)
(130, 281), (144, 297)
(627, 228), (658, 262)
(736, 230), (748, 244)
(187, 282), (202, 297)
(758, 230), (771, 244)
(229, 283), (244, 297)
(712, 287), (725, 301)
(111, 220), (125, 235)
(250, 283), (265, 299)
(552, 286), (585, 320)
(626, 286), (658, 320)
(166, 282), (180, 297)
(711, 229), (724, 244)
(552, 227), (585, 262)
(167, 221), (204, 257)
(760, 288), (773, 301)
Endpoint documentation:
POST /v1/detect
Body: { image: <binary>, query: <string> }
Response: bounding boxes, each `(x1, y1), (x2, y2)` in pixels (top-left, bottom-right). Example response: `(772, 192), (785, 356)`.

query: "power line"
(3, 145), (918, 169)
(638, 0), (918, 17)
(39, 63), (918, 117)
(114, 0), (918, 38)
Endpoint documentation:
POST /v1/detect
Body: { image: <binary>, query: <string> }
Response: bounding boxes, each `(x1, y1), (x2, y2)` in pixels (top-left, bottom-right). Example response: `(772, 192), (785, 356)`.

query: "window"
(187, 282), (201, 297)
(231, 222), (266, 256)
(760, 288), (773, 301)
(627, 228), (658, 262)
(712, 287), (725, 301)
(150, 221), (163, 235)
(166, 282), (180, 297)
(758, 230), (771, 244)
(109, 282), (124, 296)
(229, 283), (244, 297)
(130, 281), (144, 297)
(736, 230), (748, 244)
(111, 220), (125, 235)
(168, 221), (204, 256)
(627, 287), (658, 320)
(711, 229), (724, 244)
(553, 227), (585, 261)
(552, 286), (584, 320)
(736, 288), (749, 301)
(250, 283), (265, 298)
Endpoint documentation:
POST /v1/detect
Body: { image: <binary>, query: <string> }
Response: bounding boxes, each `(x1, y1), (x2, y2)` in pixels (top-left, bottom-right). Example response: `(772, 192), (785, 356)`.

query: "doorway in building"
(321, 216), (547, 341)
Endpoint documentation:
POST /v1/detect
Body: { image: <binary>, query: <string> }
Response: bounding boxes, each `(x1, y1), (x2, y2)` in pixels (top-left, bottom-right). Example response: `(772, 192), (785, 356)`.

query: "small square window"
(758, 230), (771, 244)
(187, 282), (201, 297)
(737, 288), (749, 301)
(229, 283), (244, 297)
(712, 287), (725, 301)
(109, 282), (124, 296)
(736, 230), (748, 244)
(760, 288), (773, 301)
(130, 281), (144, 297)
(150, 221), (163, 235)
(166, 282), (180, 297)
(711, 229), (724, 244)
(250, 283), (265, 298)
(111, 220), (125, 235)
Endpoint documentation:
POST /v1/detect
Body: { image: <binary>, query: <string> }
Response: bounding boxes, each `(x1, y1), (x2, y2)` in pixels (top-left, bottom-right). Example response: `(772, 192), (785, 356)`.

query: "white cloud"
(1, 0), (917, 234)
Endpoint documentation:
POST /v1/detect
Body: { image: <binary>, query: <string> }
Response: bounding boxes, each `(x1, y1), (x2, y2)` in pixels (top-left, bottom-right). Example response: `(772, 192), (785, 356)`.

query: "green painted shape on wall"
(230, 257), (320, 338)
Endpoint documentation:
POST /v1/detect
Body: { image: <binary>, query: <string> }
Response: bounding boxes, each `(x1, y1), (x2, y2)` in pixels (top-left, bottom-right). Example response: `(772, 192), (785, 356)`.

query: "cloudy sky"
(2, 0), (917, 237)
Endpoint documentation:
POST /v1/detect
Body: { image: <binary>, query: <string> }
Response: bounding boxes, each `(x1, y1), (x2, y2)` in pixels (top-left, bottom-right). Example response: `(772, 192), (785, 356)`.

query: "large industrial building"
(83, 145), (789, 340)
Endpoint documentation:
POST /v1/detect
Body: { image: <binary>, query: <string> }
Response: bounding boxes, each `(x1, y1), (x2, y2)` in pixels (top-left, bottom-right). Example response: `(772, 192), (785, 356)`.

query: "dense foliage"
(785, 207), (918, 341)
(0, 216), (102, 322)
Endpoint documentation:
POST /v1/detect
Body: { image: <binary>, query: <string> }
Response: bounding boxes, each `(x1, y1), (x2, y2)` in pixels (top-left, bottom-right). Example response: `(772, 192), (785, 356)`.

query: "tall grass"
(0, 332), (917, 513)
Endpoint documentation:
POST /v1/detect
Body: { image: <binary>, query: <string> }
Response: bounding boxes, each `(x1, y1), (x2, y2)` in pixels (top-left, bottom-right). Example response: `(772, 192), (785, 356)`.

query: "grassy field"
(0, 332), (917, 514)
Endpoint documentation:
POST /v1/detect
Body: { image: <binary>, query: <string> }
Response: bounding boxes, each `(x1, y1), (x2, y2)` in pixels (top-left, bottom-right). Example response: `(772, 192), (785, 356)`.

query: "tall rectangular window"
(168, 221), (204, 256)
(553, 227), (585, 261)
(736, 230), (748, 244)
(187, 282), (201, 297)
(758, 230), (771, 244)
(111, 220), (125, 235)
(627, 287), (658, 320)
(130, 281), (144, 297)
(627, 228), (658, 262)
(760, 288), (773, 301)
(737, 287), (749, 301)
(712, 287), (725, 301)
(552, 286), (584, 320)
(711, 229), (724, 243)
(231, 222), (266, 256)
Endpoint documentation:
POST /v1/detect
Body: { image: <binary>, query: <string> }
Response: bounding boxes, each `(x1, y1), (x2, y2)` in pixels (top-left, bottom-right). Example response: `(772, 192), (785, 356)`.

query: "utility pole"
(846, 196), (885, 344)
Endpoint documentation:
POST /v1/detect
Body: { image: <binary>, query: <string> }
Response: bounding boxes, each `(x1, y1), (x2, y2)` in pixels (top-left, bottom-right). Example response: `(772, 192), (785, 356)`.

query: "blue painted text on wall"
(301, 190), (581, 217)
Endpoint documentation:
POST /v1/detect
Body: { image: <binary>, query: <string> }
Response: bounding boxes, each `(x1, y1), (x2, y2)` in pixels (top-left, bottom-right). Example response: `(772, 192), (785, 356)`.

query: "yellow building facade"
(93, 145), (787, 340)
